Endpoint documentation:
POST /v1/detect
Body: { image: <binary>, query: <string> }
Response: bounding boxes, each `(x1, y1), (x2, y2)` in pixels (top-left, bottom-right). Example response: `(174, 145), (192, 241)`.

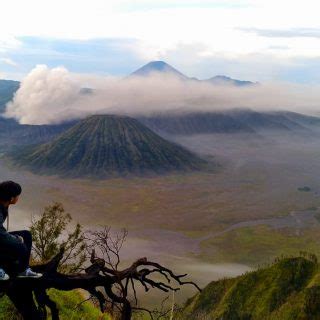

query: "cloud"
(5, 65), (82, 124)
(0, 58), (18, 67)
(4, 36), (320, 83)
(1, 1), (320, 82)
(154, 43), (320, 83)
(5, 65), (320, 125)
(1, 1), (320, 61)
(0, 37), (21, 53)
(4, 37), (146, 76)
(120, 0), (252, 11)
(238, 27), (320, 39)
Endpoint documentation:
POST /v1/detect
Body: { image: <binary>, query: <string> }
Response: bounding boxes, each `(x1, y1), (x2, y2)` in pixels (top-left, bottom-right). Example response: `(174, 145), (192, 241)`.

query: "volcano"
(9, 114), (206, 177)
(129, 61), (188, 79)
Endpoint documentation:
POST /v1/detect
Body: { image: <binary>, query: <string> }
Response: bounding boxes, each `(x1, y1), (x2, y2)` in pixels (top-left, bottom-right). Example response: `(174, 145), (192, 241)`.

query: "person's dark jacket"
(0, 204), (22, 244)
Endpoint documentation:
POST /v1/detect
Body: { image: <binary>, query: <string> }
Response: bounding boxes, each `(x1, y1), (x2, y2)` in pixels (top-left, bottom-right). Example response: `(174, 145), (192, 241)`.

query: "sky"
(1, 0), (320, 82)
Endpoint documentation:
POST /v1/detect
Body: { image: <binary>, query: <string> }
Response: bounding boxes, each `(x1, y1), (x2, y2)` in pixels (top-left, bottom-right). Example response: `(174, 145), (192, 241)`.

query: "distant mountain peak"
(142, 61), (172, 70)
(129, 61), (188, 79)
(129, 61), (257, 85)
(212, 75), (233, 81)
(207, 75), (257, 87)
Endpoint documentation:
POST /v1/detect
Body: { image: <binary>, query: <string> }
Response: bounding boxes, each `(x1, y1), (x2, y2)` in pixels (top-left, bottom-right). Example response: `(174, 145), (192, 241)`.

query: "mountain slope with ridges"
(139, 112), (255, 135)
(9, 115), (207, 177)
(0, 116), (76, 152)
(139, 109), (319, 135)
(178, 255), (320, 320)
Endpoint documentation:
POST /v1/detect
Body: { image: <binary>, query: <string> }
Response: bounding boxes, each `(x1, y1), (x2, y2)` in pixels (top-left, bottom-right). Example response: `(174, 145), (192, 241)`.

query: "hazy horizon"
(3, 63), (320, 125)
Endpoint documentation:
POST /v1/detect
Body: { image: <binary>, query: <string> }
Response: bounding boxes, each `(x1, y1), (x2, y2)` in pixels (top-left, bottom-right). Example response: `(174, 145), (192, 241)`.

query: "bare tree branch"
(1, 227), (200, 320)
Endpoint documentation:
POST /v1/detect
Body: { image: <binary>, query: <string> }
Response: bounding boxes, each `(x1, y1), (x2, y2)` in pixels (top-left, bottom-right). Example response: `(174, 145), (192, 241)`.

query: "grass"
(177, 255), (320, 319)
(199, 225), (320, 266)
(0, 289), (111, 320)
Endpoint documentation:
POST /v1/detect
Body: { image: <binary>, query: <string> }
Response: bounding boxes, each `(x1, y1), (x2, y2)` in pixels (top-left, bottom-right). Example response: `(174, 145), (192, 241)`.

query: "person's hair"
(0, 181), (22, 202)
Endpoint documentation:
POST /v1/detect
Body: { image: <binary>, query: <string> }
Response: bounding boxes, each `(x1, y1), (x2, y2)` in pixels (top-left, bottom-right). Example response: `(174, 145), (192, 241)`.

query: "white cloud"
(5, 65), (320, 125)
(0, 58), (18, 67)
(0, 1), (320, 82)
(5, 65), (82, 124)
(0, 0), (320, 58)
(239, 27), (320, 39)
(0, 36), (21, 52)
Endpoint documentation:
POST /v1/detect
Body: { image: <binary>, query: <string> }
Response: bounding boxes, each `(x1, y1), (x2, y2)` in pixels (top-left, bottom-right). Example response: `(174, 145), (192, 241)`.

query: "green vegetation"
(200, 225), (320, 265)
(0, 289), (111, 320)
(30, 202), (86, 273)
(46, 289), (111, 320)
(9, 114), (207, 178)
(0, 201), (109, 319)
(177, 255), (320, 319)
(298, 186), (311, 192)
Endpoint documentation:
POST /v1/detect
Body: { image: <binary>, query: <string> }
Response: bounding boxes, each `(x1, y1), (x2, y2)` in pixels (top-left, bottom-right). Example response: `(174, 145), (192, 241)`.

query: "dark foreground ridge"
(0, 247), (200, 320)
(9, 114), (207, 178)
(177, 254), (320, 319)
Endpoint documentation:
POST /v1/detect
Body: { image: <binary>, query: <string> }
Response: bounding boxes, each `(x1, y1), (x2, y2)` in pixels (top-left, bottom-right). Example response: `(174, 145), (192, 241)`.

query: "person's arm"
(1, 229), (23, 243)
(0, 211), (23, 244)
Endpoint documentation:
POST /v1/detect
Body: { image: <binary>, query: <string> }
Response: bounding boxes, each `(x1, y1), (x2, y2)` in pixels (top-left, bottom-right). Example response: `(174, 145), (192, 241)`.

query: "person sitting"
(0, 181), (42, 280)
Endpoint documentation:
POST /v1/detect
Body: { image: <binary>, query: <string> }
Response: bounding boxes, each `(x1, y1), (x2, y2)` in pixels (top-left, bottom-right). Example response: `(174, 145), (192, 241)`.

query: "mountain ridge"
(139, 109), (320, 135)
(0, 80), (20, 113)
(129, 60), (256, 86)
(177, 255), (320, 319)
(8, 114), (207, 178)
(207, 75), (257, 86)
(0, 61), (257, 116)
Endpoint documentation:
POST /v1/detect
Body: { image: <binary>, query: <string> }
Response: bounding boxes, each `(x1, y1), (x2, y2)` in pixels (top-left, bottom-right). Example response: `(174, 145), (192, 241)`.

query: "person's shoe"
(17, 267), (42, 278)
(0, 268), (9, 280)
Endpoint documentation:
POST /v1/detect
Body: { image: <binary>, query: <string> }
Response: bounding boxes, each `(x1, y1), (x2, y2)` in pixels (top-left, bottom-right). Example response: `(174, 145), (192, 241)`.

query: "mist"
(4, 65), (320, 125)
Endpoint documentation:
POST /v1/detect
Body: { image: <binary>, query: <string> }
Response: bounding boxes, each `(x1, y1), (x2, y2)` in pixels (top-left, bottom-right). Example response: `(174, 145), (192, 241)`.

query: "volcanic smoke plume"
(4, 65), (320, 125)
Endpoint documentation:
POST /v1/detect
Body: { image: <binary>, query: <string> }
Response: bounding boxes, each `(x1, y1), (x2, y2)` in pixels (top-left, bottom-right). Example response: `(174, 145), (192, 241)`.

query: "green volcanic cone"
(9, 114), (207, 178)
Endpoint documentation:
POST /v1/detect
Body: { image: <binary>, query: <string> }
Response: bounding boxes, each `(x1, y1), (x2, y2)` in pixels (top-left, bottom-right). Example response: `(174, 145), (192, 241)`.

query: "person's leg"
(0, 235), (28, 273)
(7, 230), (42, 278)
(9, 230), (32, 265)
